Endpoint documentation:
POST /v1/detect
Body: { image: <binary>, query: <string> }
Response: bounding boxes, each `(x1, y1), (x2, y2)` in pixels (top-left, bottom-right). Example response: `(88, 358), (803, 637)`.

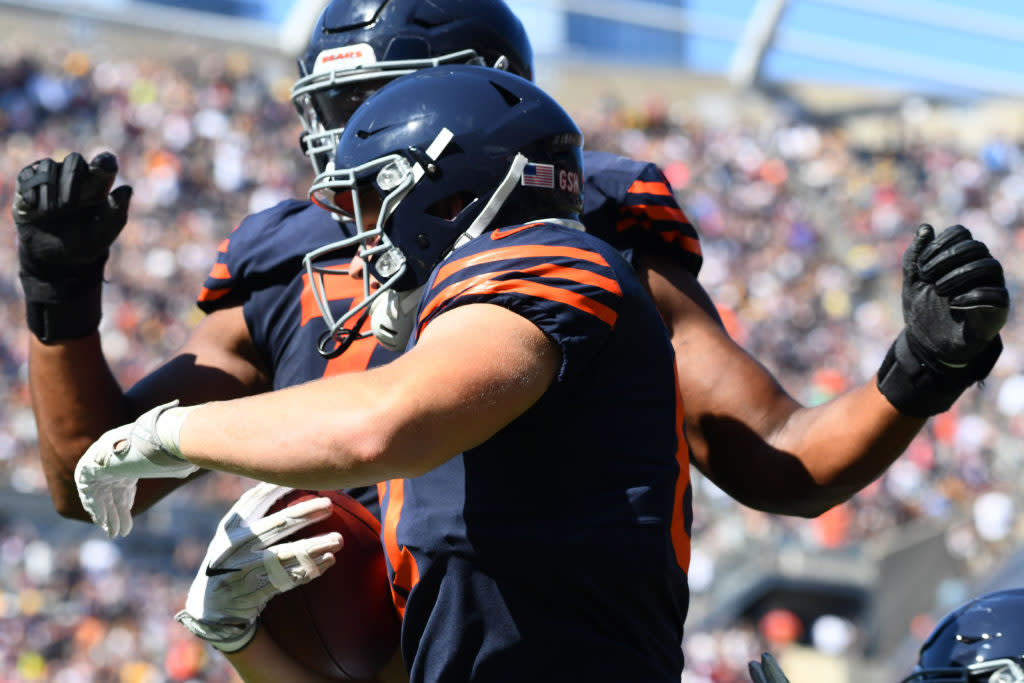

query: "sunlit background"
(1, 1), (1023, 681)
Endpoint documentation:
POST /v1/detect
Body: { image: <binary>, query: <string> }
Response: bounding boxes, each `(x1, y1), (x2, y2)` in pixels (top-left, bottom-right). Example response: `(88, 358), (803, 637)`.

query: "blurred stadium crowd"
(1, 40), (1023, 683)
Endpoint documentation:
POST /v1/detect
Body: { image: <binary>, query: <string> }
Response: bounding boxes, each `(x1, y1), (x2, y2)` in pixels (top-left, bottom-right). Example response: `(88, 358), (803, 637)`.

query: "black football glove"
(877, 224), (1008, 417)
(12, 151), (132, 343)
(749, 652), (791, 683)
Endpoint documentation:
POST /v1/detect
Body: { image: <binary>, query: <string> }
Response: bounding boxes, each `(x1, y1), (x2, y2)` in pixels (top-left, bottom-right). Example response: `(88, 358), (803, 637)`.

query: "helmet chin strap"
(366, 127), (454, 351)
(412, 128), (454, 182)
(367, 146), (532, 352)
(451, 153), (529, 253)
(368, 284), (424, 352)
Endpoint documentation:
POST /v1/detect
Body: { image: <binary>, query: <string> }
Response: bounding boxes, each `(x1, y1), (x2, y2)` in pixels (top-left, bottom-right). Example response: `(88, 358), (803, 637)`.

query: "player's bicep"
(635, 247), (800, 477)
(382, 303), (559, 472)
(126, 305), (270, 410)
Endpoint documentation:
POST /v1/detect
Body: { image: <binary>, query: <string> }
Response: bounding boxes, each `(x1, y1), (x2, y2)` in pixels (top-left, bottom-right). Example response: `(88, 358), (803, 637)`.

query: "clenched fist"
(878, 224), (1008, 417)
(12, 151), (132, 341)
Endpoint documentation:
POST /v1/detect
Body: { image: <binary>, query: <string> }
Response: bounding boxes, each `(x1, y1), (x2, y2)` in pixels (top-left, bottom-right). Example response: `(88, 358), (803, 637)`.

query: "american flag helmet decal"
(522, 162), (555, 188)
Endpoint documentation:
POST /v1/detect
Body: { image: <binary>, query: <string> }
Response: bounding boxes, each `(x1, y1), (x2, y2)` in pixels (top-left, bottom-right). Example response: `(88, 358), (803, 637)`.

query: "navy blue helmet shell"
(293, 0), (534, 173)
(329, 64), (583, 290)
(902, 589), (1024, 683)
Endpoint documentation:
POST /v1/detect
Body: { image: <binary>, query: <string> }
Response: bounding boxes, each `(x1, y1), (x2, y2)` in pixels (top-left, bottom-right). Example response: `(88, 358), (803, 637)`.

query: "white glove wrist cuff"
(155, 404), (198, 460)
(174, 610), (256, 653)
(212, 626), (257, 654)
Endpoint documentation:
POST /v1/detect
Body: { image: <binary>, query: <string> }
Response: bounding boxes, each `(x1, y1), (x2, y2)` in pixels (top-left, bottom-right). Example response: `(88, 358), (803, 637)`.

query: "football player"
(16, 0), (1007, 535)
(13, 0), (1008, 676)
(747, 588), (1024, 683)
(17, 0), (698, 526)
(78, 65), (692, 681)
(900, 588), (1024, 683)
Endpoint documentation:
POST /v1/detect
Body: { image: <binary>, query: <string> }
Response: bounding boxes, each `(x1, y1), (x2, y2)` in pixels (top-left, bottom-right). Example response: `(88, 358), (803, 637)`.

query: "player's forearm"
(29, 334), (131, 519)
(226, 633), (404, 683)
(673, 326), (927, 517)
(754, 379), (926, 516)
(226, 629), (364, 683)
(177, 304), (557, 489)
(638, 247), (928, 516)
(176, 371), (458, 488)
(30, 333), (223, 519)
(177, 374), (411, 490)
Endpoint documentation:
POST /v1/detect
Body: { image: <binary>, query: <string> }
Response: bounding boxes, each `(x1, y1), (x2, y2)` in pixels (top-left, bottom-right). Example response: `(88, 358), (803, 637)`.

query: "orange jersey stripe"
(197, 286), (231, 303)
(422, 262), (621, 327)
(669, 364), (691, 572)
(493, 262), (622, 296)
(623, 203), (690, 224)
(217, 238), (230, 254)
(628, 179), (673, 197)
(614, 218), (703, 257)
(379, 479), (420, 618)
(434, 244), (612, 285)
(421, 274), (619, 333)
(207, 262), (231, 280)
(662, 232), (703, 256)
(299, 271), (365, 327)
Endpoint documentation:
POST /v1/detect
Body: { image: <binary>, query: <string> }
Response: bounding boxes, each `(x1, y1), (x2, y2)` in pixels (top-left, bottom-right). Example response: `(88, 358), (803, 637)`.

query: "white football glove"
(74, 400), (199, 538)
(175, 482), (342, 653)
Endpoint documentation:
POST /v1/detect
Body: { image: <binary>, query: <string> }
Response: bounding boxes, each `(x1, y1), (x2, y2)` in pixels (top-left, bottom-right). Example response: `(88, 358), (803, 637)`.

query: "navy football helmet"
(293, 0), (533, 174)
(305, 65), (583, 354)
(901, 589), (1024, 683)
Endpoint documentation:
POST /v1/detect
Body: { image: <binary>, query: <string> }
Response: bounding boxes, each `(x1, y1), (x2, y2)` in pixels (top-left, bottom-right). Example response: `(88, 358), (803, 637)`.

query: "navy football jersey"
(196, 153), (699, 380)
(197, 199), (400, 381)
(196, 199), (400, 516)
(581, 150), (702, 277)
(378, 222), (692, 682)
(194, 153), (700, 637)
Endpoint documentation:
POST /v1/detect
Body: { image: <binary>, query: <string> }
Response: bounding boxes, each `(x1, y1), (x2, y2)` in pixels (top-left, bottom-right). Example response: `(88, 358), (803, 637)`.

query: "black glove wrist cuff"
(24, 282), (103, 344)
(877, 330), (1002, 417)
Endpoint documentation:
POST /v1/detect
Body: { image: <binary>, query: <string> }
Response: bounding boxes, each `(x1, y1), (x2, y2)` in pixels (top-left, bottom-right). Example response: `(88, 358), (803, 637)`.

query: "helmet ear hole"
(425, 191), (475, 221)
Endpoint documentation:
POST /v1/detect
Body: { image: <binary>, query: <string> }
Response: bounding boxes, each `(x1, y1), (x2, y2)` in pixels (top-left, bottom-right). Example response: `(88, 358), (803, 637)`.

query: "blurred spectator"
(2, 28), (1024, 681)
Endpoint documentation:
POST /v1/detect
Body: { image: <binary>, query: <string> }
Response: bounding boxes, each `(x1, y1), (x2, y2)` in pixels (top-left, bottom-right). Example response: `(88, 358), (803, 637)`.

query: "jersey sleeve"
(196, 231), (240, 312)
(414, 224), (624, 386)
(196, 200), (334, 314)
(582, 151), (703, 277)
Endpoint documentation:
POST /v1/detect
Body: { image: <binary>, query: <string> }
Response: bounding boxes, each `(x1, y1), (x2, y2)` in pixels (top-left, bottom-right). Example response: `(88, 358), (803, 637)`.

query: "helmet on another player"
(293, 0), (534, 174)
(901, 588), (1024, 683)
(305, 65), (583, 355)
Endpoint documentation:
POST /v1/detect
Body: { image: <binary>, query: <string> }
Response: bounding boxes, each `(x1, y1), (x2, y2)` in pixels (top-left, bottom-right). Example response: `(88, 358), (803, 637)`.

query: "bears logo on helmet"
(292, 0), (533, 174)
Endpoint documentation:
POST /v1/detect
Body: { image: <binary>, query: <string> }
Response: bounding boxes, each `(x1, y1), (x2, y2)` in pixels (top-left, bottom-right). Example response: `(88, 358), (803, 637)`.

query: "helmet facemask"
(306, 129), (456, 356)
(292, 48), (486, 175)
(306, 127), (541, 356)
(904, 589), (1024, 683)
(302, 62), (584, 359)
(294, 0), (536, 173)
(901, 659), (1024, 683)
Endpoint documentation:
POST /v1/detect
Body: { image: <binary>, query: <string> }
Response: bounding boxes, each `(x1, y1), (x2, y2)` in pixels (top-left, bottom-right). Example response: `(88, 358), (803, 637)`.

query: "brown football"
(260, 489), (400, 680)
